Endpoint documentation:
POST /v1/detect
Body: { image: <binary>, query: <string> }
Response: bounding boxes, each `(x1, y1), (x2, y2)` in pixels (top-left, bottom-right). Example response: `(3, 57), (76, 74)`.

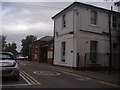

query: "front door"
(41, 47), (48, 62)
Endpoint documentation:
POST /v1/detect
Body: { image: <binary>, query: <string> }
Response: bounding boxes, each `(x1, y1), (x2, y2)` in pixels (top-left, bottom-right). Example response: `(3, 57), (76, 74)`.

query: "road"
(2, 60), (119, 89)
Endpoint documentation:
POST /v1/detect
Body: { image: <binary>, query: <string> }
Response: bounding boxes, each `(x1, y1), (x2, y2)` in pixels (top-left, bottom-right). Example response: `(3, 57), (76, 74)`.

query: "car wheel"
(14, 74), (19, 81)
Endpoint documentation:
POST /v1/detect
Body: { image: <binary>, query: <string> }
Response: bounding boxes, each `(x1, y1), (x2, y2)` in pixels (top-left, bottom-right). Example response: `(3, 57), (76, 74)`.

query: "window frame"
(61, 41), (66, 62)
(91, 11), (97, 25)
(62, 14), (67, 28)
(90, 40), (98, 63)
(112, 16), (117, 30)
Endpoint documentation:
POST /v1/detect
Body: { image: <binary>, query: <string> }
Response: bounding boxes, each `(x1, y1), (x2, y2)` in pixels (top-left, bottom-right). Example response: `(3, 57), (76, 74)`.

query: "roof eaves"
(52, 2), (120, 19)
(52, 2), (77, 19)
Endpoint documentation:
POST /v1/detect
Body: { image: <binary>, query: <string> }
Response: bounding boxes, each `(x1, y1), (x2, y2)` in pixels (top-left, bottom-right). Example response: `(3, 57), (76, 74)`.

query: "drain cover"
(34, 71), (60, 75)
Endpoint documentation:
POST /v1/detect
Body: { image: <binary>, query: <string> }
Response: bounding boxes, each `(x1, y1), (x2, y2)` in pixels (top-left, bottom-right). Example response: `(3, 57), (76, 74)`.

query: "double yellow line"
(20, 70), (41, 85)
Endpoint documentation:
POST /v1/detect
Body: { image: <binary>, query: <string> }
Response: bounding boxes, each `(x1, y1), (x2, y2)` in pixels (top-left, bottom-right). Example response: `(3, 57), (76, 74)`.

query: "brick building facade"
(29, 36), (54, 64)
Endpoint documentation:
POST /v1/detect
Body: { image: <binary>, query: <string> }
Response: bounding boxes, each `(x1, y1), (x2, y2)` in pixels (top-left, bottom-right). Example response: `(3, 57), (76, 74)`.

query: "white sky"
(1, 0), (120, 51)
(1, 0), (119, 2)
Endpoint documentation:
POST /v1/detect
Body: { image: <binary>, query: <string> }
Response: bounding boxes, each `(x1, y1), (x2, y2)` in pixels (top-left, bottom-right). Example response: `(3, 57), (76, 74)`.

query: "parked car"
(0, 52), (20, 81)
(17, 56), (28, 61)
(24, 56), (28, 60)
(17, 56), (25, 60)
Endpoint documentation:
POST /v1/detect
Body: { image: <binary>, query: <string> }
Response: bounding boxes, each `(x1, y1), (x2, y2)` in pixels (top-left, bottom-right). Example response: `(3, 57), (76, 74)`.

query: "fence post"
(84, 53), (87, 70)
(76, 53), (79, 70)
(108, 53), (112, 75)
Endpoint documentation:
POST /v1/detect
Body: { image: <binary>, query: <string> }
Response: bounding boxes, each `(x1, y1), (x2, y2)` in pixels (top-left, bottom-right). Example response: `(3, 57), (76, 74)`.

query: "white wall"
(53, 4), (120, 68)
(55, 10), (73, 36)
(54, 9), (76, 67)
(75, 6), (111, 67)
(75, 6), (109, 33)
(76, 32), (110, 67)
(54, 35), (74, 67)
(75, 6), (120, 67)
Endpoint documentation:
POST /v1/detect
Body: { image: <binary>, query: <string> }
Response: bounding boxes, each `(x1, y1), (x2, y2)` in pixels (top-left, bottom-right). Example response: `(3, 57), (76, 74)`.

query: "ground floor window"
(48, 51), (53, 59)
(61, 41), (66, 62)
(90, 40), (98, 63)
(34, 54), (38, 59)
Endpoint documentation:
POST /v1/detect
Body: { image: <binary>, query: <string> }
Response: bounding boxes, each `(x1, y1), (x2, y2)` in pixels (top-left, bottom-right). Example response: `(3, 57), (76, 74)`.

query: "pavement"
(24, 60), (120, 87)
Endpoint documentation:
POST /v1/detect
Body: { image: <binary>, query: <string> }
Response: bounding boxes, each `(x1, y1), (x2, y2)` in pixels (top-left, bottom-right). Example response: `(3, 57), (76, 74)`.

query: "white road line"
(38, 64), (120, 88)
(1, 73), (35, 87)
(1, 84), (32, 87)
(20, 74), (32, 85)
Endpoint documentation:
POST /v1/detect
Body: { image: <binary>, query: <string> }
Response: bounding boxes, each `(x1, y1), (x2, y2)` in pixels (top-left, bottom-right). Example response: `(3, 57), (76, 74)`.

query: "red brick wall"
(47, 43), (53, 64)
(47, 58), (53, 64)
(29, 40), (54, 65)
(30, 42), (40, 62)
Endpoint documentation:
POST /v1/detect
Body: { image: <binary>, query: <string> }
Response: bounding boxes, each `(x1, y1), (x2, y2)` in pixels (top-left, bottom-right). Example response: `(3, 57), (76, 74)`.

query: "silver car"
(0, 52), (20, 81)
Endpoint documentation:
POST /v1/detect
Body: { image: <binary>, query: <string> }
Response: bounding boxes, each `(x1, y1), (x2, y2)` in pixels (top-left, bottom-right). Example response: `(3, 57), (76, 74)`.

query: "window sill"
(61, 26), (67, 30)
(60, 60), (67, 63)
(89, 24), (99, 28)
(61, 60), (65, 62)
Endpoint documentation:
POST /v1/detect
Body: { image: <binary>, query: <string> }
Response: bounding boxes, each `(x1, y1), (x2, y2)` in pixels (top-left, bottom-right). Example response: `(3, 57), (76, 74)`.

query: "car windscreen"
(0, 53), (14, 60)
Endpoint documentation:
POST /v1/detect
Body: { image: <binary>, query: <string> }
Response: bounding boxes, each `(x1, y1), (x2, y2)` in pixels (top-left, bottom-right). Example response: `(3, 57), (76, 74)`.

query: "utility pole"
(109, 6), (113, 75)
(114, 1), (120, 70)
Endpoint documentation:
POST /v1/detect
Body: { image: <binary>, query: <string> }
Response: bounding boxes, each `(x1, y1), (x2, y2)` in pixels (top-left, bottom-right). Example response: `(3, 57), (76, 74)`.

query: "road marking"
(1, 70), (41, 87)
(97, 80), (120, 88)
(59, 70), (92, 80)
(20, 70), (41, 85)
(1, 73), (31, 87)
(34, 71), (60, 76)
(75, 78), (88, 81)
(21, 70), (41, 85)
(19, 62), (120, 88)
(20, 73), (32, 85)
(54, 68), (120, 88)
(1, 84), (32, 87)
(38, 64), (120, 88)
(20, 71), (36, 85)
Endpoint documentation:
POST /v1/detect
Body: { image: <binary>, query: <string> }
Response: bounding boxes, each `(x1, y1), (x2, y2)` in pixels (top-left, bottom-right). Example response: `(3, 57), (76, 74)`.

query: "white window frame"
(91, 11), (97, 25)
(62, 14), (66, 28)
(90, 40), (98, 63)
(61, 41), (66, 62)
(112, 16), (117, 30)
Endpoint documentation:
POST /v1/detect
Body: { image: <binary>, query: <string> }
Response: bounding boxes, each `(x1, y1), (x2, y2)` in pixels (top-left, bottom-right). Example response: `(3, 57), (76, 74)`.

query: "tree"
(0, 35), (18, 56)
(114, 1), (120, 12)
(0, 35), (6, 51)
(21, 35), (37, 56)
(4, 42), (18, 56)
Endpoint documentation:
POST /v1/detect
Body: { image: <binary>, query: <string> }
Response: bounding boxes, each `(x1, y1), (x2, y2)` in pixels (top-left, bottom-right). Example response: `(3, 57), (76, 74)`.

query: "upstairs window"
(62, 14), (66, 28)
(91, 11), (97, 25)
(112, 16), (117, 30)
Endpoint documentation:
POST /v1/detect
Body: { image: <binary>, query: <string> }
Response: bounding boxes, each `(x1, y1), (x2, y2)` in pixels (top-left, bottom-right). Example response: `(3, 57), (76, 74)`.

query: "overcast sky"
(1, 0), (119, 51)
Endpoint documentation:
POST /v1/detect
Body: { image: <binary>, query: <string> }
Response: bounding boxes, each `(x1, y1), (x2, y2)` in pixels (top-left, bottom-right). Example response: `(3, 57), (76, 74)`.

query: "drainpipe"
(108, 6), (113, 75)
(52, 19), (55, 65)
(73, 7), (78, 68)
(73, 9), (75, 68)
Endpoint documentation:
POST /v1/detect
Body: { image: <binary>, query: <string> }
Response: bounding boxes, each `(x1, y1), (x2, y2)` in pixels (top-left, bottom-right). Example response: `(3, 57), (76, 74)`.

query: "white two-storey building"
(52, 2), (120, 69)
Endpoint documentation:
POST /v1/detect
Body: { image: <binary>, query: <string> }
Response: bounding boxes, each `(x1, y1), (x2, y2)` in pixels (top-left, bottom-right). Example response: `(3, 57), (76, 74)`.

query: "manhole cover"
(34, 71), (60, 75)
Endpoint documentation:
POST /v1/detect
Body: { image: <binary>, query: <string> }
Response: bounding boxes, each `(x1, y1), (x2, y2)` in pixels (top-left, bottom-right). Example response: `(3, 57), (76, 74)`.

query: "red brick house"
(29, 36), (54, 64)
